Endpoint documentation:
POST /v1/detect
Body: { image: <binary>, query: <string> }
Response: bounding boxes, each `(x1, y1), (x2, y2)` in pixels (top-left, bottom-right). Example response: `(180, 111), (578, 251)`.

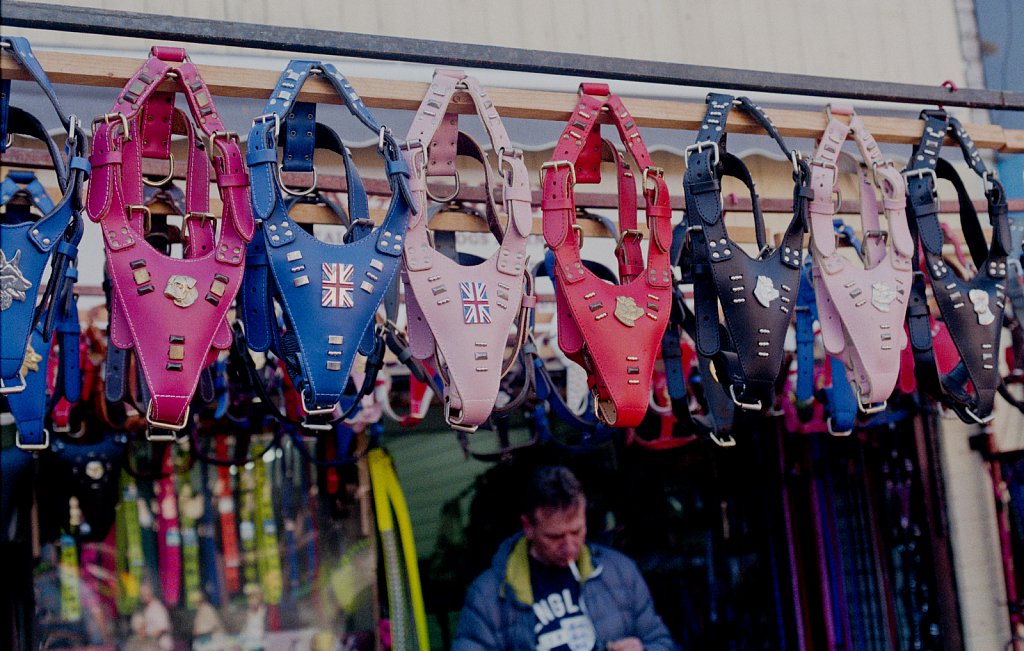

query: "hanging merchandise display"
(4, 17), (1024, 651)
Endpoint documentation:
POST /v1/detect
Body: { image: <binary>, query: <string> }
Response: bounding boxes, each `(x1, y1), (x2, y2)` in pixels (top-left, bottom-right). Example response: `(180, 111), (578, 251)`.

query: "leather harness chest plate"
(241, 60), (412, 428)
(87, 46), (255, 435)
(807, 105), (914, 412)
(402, 70), (535, 432)
(541, 83), (672, 427)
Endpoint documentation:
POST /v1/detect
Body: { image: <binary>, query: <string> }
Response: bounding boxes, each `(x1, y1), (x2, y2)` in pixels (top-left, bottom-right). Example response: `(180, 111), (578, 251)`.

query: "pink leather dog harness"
(87, 47), (254, 436)
(402, 70), (534, 431)
(541, 83), (672, 427)
(808, 106), (913, 412)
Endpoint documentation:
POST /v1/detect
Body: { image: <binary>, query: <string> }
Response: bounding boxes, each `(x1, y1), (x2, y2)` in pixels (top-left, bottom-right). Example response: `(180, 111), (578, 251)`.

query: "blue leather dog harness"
(243, 60), (413, 429)
(1, 37), (88, 407)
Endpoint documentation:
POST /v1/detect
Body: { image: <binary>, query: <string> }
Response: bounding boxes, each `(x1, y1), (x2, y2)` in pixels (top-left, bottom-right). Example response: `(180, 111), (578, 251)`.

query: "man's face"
(522, 500), (586, 567)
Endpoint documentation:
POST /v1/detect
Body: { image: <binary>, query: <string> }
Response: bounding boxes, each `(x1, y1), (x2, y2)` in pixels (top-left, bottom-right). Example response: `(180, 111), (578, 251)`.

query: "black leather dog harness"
(905, 110), (1012, 423)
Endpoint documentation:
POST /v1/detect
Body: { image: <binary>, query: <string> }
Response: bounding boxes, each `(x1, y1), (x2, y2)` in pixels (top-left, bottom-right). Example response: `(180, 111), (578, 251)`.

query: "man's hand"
(606, 637), (644, 651)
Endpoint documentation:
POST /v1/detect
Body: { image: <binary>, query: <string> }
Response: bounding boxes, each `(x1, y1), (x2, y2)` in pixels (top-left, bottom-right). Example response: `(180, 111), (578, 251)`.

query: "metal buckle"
(275, 164), (317, 197)
(964, 405), (995, 425)
(91, 113), (131, 143)
(66, 114), (80, 146)
(400, 139), (427, 173)
(126, 204), (152, 234)
(790, 150), (804, 175)
(856, 394), (887, 415)
(642, 166), (664, 203)
(444, 398), (478, 433)
(683, 141), (720, 167)
(616, 228), (644, 252)
(728, 384), (763, 411)
(205, 130), (239, 162)
(864, 229), (888, 243)
(252, 113), (281, 139)
(710, 430), (737, 448)
(827, 418), (853, 436)
(299, 387), (337, 417)
(869, 160), (891, 187)
(571, 223), (585, 248)
(539, 160), (576, 189)
(185, 211), (216, 227)
(376, 126), (392, 154)
(982, 169), (998, 194)
(0, 373), (27, 394)
(145, 401), (190, 439)
(15, 428), (49, 451)
(425, 172), (460, 203)
(142, 153), (175, 187)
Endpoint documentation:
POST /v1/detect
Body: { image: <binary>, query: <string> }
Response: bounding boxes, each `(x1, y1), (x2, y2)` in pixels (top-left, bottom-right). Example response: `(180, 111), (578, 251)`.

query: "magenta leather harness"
(87, 47), (254, 436)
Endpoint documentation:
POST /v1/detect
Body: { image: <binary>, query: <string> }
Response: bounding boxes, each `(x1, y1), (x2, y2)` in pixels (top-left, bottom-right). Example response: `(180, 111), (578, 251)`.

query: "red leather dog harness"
(541, 84), (672, 427)
(88, 47), (254, 436)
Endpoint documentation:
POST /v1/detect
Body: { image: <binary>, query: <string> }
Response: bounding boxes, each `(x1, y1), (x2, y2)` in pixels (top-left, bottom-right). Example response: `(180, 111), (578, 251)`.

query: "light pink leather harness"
(88, 47), (254, 436)
(808, 105), (913, 412)
(402, 70), (534, 431)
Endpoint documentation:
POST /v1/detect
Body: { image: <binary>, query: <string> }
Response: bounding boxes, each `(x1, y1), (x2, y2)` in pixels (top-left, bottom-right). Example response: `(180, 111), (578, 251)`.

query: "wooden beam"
(4, 49), (1024, 151)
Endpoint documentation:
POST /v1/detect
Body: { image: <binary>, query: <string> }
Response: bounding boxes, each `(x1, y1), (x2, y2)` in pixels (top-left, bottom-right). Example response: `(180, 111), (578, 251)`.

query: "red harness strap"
(541, 84), (672, 427)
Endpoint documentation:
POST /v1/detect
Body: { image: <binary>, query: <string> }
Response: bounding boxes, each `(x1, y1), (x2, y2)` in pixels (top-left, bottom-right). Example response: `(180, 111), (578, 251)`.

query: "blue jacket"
(453, 534), (678, 650)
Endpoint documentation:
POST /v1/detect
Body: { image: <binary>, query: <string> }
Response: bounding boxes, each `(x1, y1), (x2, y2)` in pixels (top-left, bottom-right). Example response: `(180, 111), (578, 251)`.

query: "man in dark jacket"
(453, 466), (677, 651)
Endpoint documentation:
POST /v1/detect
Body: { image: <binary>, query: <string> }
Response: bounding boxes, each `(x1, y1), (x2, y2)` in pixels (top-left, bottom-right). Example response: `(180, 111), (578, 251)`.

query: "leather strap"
(541, 83), (672, 427)
(402, 70), (534, 432)
(904, 109), (1010, 423)
(87, 46), (254, 433)
(808, 105), (913, 411)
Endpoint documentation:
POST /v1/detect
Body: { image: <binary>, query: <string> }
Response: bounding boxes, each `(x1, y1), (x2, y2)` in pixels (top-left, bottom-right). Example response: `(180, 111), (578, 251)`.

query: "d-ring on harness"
(87, 47), (255, 436)
(541, 83), (673, 427)
(808, 105), (913, 413)
(402, 70), (535, 432)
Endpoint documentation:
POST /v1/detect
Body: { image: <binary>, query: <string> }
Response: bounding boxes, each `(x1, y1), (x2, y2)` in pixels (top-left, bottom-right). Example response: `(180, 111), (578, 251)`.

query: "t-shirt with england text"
(528, 556), (596, 651)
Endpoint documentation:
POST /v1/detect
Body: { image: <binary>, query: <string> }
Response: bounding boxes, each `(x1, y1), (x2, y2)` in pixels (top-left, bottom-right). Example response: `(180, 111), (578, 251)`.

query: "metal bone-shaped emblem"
(614, 296), (644, 327)
(870, 282), (896, 313)
(753, 275), (780, 308)
(968, 288), (995, 325)
(0, 249), (33, 311)
(164, 275), (199, 308)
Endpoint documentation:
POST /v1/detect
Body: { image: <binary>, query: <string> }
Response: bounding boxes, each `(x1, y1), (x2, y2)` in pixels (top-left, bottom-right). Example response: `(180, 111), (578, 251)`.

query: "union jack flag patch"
(321, 263), (354, 308)
(460, 281), (491, 324)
